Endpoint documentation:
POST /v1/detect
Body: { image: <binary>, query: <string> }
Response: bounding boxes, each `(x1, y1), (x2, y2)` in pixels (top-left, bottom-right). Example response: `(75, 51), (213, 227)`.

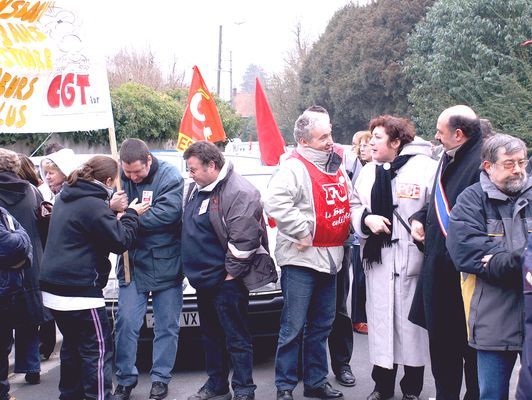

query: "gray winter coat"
(447, 173), (531, 351)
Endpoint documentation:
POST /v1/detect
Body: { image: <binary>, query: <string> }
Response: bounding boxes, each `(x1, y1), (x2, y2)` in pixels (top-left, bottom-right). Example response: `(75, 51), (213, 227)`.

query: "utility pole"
(217, 25), (222, 96)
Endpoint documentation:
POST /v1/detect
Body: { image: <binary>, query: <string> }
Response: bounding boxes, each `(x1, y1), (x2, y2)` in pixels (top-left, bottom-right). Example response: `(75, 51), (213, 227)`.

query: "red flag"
(177, 66), (226, 152)
(255, 78), (285, 165)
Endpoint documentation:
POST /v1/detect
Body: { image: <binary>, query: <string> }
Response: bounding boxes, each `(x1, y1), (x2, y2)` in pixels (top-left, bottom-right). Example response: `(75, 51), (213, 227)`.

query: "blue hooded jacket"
(0, 207), (31, 298)
(117, 157), (184, 292)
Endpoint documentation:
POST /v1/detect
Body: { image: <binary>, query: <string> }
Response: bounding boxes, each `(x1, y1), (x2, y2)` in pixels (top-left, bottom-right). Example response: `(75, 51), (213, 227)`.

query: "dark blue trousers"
(196, 279), (256, 396)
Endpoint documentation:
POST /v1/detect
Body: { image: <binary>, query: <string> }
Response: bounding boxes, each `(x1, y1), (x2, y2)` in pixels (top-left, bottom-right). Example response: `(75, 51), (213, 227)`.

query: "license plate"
(145, 311), (200, 328)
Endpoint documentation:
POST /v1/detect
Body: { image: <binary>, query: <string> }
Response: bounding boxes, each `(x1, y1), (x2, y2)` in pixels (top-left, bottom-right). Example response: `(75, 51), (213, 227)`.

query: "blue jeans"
(196, 279), (256, 396)
(114, 281), (182, 385)
(477, 349), (519, 400)
(14, 324), (40, 373)
(275, 265), (336, 391)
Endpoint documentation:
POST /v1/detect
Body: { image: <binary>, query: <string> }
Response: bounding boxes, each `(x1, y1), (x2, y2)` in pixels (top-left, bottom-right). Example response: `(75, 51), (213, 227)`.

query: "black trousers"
(350, 243), (367, 323)
(52, 307), (113, 400)
(429, 333), (479, 400)
(372, 364), (424, 397)
(328, 246), (353, 375)
(39, 315), (56, 358)
(0, 307), (14, 400)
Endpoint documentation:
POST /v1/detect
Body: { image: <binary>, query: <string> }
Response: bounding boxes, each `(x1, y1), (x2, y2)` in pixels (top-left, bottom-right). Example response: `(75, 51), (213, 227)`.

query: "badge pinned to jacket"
(142, 191), (153, 205)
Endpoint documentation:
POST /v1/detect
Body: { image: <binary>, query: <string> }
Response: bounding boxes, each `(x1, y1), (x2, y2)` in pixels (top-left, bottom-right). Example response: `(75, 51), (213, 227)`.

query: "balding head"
(435, 105), (480, 151)
(439, 105), (477, 122)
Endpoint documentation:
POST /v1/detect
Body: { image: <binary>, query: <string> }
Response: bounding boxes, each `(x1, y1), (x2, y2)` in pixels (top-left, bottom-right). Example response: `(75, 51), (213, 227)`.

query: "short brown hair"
(369, 115), (416, 149)
(68, 156), (118, 186)
(183, 141), (225, 170)
(0, 148), (21, 173)
(119, 138), (150, 164)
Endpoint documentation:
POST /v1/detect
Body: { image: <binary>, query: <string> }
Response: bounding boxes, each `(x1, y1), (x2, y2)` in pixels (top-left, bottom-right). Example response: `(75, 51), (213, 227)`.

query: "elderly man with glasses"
(446, 133), (531, 399)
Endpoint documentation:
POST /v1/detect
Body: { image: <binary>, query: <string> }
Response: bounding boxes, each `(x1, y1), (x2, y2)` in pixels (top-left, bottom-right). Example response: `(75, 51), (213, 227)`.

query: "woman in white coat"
(351, 115), (437, 400)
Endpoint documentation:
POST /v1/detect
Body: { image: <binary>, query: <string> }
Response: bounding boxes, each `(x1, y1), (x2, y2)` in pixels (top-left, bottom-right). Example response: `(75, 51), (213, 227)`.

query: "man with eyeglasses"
(446, 133), (531, 399)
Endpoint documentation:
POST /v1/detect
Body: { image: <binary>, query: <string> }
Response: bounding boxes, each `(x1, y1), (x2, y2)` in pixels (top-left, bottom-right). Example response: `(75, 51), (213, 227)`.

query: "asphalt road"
(6, 331), (521, 400)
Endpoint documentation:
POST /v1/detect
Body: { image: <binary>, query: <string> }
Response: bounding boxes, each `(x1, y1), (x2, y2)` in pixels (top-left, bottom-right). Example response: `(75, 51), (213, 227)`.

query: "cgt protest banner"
(0, 1), (113, 133)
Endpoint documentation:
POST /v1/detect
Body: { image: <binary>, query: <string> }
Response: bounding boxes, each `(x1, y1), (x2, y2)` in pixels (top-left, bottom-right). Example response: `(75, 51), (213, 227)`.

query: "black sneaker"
(112, 382), (137, 400)
(149, 381), (169, 400)
(24, 372), (40, 385)
(234, 394), (254, 400)
(187, 385), (232, 400)
(277, 390), (294, 400)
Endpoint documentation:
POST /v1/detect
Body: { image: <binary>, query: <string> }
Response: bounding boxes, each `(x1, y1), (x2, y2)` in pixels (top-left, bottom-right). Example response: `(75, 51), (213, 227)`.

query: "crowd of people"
(0, 103), (530, 400)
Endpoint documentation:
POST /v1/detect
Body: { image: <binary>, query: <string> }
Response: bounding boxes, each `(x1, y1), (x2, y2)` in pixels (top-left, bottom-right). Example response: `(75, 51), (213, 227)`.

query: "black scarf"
(363, 155), (413, 268)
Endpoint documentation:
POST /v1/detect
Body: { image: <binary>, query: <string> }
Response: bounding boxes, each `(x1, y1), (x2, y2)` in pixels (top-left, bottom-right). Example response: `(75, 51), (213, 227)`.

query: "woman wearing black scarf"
(351, 116), (438, 400)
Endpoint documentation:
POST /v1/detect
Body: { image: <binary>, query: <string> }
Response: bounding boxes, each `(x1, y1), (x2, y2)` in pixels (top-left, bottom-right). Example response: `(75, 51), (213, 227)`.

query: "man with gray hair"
(264, 106), (350, 400)
(446, 133), (530, 399)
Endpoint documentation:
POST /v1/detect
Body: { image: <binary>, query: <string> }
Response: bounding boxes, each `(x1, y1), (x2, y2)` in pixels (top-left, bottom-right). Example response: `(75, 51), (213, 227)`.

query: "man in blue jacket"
(0, 207), (32, 400)
(112, 139), (184, 400)
(182, 141), (276, 400)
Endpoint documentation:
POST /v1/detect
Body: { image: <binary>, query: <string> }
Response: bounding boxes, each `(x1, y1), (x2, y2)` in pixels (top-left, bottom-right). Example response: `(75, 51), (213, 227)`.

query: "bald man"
(409, 105), (481, 400)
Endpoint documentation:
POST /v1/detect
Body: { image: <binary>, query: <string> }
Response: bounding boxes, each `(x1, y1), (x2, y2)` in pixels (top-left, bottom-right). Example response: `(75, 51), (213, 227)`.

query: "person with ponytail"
(350, 116), (437, 400)
(39, 155), (149, 400)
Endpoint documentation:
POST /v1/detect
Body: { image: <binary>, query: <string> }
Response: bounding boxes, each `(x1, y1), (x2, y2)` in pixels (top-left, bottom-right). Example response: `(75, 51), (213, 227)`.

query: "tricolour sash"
(434, 161), (451, 237)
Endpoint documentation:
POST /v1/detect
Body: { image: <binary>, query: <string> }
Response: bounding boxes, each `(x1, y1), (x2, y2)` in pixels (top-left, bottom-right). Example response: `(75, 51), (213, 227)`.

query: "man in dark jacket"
(111, 139), (184, 400)
(446, 134), (530, 399)
(409, 105), (481, 400)
(182, 141), (276, 400)
(517, 232), (532, 399)
(0, 207), (32, 400)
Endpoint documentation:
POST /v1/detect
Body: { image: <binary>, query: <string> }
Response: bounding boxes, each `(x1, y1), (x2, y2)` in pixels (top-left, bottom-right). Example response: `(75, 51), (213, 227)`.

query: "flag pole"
(109, 126), (131, 284)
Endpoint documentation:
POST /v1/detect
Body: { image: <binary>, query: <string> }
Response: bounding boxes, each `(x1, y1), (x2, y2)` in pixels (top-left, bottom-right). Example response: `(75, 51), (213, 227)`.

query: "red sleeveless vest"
(291, 150), (350, 247)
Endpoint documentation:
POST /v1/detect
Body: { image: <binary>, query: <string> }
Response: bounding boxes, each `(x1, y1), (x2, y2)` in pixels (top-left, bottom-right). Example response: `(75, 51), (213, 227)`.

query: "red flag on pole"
(255, 78), (285, 165)
(177, 66), (226, 152)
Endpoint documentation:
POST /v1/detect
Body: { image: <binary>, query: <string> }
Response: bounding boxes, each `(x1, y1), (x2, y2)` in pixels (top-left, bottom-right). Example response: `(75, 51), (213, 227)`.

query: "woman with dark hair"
(351, 116), (438, 400)
(17, 154), (41, 188)
(40, 155), (149, 400)
(350, 130), (373, 335)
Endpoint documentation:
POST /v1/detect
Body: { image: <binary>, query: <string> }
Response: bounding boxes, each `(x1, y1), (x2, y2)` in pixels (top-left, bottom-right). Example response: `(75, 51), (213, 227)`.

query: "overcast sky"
(81, 0), (357, 99)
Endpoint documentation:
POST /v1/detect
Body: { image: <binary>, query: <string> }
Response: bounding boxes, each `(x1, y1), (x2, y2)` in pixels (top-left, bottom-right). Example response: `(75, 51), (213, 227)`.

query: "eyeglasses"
(494, 159), (529, 170)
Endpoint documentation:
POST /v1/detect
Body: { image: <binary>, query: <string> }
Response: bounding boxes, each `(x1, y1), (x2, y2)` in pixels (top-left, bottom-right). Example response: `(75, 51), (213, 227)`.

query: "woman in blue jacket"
(40, 156), (149, 400)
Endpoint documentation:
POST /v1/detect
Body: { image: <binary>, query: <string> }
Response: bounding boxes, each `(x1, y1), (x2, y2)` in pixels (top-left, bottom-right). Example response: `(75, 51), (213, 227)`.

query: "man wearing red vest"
(265, 106), (350, 400)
